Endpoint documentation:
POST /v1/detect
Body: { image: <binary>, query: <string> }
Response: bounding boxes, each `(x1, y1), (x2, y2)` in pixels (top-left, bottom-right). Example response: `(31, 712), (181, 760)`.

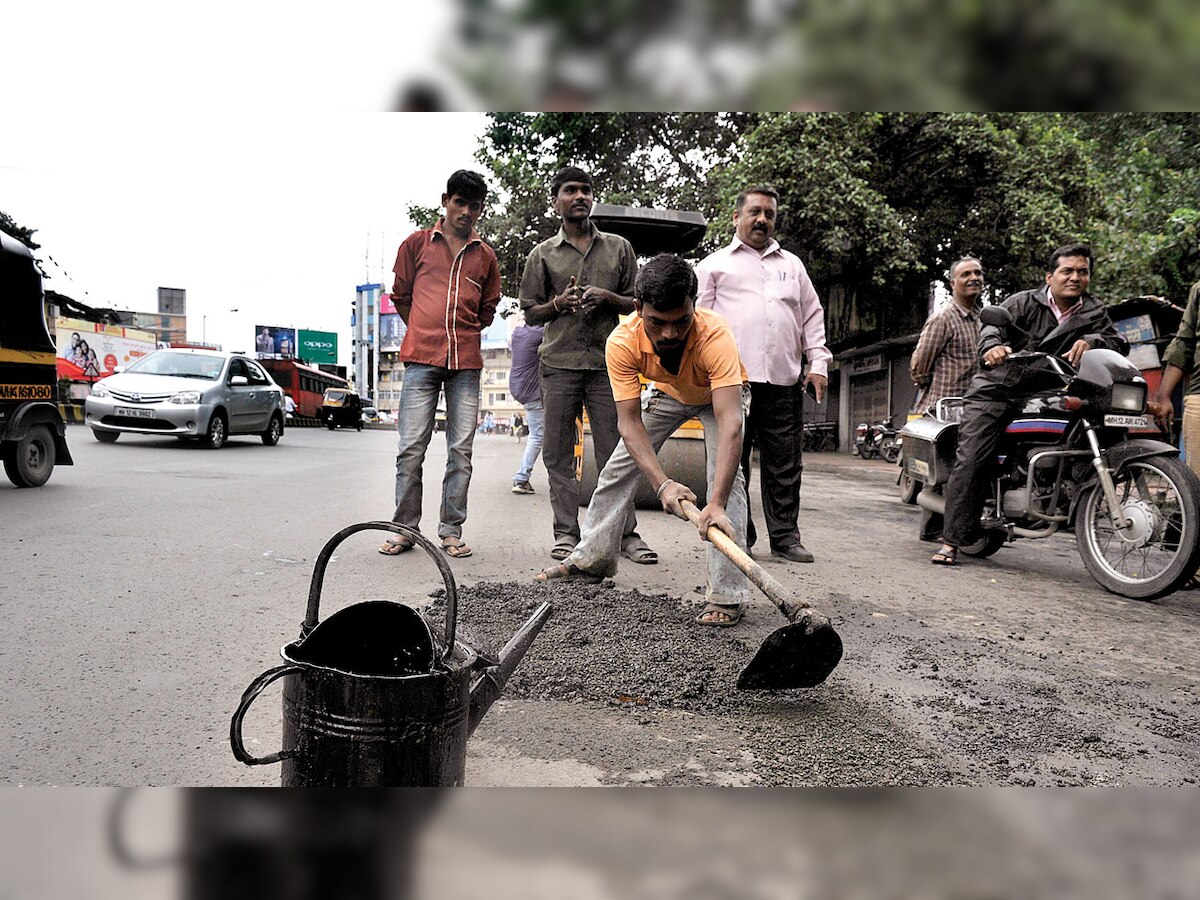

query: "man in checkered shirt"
(910, 257), (985, 417)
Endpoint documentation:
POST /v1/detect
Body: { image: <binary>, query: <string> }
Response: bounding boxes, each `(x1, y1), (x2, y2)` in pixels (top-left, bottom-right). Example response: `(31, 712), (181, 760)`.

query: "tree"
(715, 113), (1101, 346)
(1071, 113), (1200, 302)
(0, 210), (40, 250)
(474, 113), (756, 294)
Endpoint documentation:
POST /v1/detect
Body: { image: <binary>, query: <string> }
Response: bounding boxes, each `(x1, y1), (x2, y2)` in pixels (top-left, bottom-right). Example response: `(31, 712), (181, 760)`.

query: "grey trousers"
(567, 388), (750, 607)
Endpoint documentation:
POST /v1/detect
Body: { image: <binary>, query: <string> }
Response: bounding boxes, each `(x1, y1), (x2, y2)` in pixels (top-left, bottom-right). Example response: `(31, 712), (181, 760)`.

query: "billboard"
(56, 316), (156, 382)
(254, 325), (297, 359)
(380, 293), (397, 315)
(297, 329), (338, 365)
(379, 314), (406, 352)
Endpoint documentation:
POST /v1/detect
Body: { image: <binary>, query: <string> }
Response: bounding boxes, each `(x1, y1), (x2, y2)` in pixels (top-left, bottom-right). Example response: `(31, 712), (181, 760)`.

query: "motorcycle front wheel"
(881, 438), (901, 464)
(1076, 455), (1200, 600)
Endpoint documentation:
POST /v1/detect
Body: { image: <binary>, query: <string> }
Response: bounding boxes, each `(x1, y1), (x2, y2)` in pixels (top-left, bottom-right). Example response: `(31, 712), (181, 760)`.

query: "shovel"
(680, 499), (843, 690)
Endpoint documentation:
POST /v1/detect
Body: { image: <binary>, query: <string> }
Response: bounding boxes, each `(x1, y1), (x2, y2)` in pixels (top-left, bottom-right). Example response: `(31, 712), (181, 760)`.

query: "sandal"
(550, 538), (577, 561)
(441, 536), (473, 558)
(695, 602), (743, 627)
(378, 535), (415, 556)
(930, 545), (959, 566)
(533, 563), (603, 584)
(621, 538), (658, 565)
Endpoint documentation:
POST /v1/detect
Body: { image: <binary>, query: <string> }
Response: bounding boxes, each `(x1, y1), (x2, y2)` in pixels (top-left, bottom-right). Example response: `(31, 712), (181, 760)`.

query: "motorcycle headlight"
(90, 383), (110, 398)
(1110, 383), (1145, 413)
(169, 390), (202, 404)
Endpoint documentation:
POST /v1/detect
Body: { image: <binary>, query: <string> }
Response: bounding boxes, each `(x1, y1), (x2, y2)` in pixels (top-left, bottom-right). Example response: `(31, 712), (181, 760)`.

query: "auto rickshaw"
(0, 231), (73, 487)
(321, 387), (363, 431)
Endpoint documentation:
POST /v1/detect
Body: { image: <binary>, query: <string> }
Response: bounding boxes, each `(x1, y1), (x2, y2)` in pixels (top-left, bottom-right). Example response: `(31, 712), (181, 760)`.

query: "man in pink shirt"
(696, 185), (832, 563)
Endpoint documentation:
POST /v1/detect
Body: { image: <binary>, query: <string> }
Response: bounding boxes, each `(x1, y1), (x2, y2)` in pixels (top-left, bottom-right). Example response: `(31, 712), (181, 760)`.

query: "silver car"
(84, 349), (285, 448)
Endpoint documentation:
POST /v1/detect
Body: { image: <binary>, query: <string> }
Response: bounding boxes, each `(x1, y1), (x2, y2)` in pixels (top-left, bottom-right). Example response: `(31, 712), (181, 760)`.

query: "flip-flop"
(550, 539), (577, 561)
(378, 536), (415, 556)
(621, 539), (659, 565)
(533, 563), (603, 584)
(441, 536), (473, 558)
(930, 547), (959, 566)
(695, 602), (743, 627)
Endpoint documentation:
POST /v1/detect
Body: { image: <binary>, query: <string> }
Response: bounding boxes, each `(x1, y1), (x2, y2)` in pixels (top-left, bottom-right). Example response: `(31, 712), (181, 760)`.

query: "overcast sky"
(2, 112), (488, 364)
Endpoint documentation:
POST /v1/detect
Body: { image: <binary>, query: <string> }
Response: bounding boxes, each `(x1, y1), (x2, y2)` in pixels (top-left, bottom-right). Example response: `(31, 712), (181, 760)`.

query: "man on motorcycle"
(931, 244), (1128, 565)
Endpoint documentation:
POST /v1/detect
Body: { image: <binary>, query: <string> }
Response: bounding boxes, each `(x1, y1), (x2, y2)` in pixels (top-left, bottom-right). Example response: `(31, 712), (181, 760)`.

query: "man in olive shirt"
(520, 166), (656, 565)
(1150, 280), (1200, 475)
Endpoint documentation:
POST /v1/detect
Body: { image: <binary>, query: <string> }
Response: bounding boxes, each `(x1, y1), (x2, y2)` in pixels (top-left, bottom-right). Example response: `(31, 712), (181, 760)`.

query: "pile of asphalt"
(432, 579), (790, 715)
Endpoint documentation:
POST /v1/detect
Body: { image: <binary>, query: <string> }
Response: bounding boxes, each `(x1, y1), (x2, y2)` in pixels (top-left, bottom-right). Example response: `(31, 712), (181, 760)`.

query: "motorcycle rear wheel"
(1076, 455), (1200, 600)
(958, 530), (1006, 559)
(897, 458), (920, 505)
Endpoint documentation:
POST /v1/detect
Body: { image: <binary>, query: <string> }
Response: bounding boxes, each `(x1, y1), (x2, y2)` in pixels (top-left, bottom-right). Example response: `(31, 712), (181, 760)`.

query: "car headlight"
(90, 383), (110, 398)
(1110, 383), (1146, 413)
(169, 391), (202, 404)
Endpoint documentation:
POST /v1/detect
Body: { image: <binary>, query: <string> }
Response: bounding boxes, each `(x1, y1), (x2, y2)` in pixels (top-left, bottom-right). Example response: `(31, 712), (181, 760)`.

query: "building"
(479, 314), (523, 430)
(351, 283), (381, 401)
(111, 287), (188, 345)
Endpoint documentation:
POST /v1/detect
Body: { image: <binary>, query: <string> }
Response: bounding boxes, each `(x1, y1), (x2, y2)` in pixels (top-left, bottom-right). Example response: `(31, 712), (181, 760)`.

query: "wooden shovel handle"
(678, 499), (812, 619)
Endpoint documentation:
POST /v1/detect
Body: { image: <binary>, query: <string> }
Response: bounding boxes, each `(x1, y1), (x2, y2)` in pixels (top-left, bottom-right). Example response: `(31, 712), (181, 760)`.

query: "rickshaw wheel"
(4, 424), (56, 487)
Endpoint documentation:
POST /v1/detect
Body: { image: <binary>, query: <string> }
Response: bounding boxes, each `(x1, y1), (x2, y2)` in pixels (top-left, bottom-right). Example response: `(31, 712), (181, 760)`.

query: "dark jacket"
(980, 285), (1127, 358)
(973, 285), (1128, 392)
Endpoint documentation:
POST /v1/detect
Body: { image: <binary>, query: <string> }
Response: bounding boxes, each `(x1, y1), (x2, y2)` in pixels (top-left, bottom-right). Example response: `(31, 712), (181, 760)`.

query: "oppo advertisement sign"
(298, 329), (338, 365)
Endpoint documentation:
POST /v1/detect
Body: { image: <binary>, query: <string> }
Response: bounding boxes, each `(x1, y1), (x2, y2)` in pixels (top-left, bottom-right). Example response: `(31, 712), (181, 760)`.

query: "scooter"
(899, 305), (1200, 600)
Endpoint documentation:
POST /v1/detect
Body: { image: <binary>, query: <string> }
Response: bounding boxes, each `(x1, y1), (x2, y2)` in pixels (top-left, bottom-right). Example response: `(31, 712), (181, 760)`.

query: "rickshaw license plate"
(1104, 414), (1149, 428)
(116, 406), (154, 419)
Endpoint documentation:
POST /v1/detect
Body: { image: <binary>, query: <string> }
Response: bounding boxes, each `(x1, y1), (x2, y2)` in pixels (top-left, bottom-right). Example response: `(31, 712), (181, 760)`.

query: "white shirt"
(696, 237), (832, 385)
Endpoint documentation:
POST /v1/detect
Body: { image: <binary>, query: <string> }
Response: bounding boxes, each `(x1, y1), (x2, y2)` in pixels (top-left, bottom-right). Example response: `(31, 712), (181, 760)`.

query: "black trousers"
(941, 392), (1019, 547)
(741, 381), (805, 550)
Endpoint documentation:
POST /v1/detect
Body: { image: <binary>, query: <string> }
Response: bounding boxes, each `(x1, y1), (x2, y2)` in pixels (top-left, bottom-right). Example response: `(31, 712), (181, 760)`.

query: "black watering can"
(230, 522), (552, 786)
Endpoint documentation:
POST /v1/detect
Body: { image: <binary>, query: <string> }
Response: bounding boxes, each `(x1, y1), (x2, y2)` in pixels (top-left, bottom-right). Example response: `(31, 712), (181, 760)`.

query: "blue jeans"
(393, 364), (481, 539)
(514, 399), (545, 484)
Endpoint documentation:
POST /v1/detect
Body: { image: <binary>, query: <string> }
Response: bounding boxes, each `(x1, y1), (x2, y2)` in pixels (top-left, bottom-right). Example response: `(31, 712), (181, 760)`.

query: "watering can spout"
(468, 601), (553, 735)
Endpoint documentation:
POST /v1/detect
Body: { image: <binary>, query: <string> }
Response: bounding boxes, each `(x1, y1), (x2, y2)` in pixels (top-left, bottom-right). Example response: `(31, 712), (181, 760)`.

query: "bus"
(258, 359), (350, 418)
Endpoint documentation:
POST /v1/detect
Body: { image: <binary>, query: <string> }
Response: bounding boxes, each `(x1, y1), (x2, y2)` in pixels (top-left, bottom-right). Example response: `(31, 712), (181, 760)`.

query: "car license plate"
(115, 406), (155, 419)
(1104, 414), (1150, 428)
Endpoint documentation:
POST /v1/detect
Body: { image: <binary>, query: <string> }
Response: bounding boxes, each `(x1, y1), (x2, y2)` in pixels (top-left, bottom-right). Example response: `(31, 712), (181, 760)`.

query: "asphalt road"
(2, 423), (1198, 785)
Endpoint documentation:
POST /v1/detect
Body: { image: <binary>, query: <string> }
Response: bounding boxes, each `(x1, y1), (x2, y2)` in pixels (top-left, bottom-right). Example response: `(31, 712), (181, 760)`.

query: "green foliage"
(469, 112), (1200, 345)
(474, 113), (756, 294)
(716, 113), (1102, 345)
(1071, 114), (1200, 302)
(406, 203), (441, 230)
(0, 210), (40, 250)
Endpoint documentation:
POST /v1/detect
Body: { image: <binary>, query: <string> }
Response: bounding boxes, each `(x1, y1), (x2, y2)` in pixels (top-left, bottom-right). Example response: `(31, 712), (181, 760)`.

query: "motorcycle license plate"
(1103, 414), (1150, 428)
(115, 406), (154, 419)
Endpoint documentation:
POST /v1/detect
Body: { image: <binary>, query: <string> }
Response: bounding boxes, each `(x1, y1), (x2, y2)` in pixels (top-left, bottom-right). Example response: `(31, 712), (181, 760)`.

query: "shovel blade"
(737, 618), (843, 691)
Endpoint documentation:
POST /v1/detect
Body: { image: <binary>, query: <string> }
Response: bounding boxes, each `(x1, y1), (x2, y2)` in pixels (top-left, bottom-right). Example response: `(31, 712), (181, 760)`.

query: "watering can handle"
(230, 664), (303, 765)
(301, 521), (459, 656)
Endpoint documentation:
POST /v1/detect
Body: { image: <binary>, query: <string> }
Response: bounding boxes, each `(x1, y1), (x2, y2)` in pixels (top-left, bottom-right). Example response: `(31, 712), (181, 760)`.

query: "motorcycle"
(899, 305), (1200, 600)
(854, 421), (900, 461)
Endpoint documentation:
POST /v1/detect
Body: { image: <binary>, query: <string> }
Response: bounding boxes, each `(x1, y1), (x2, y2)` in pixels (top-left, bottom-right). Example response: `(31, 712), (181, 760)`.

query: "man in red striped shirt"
(379, 169), (502, 560)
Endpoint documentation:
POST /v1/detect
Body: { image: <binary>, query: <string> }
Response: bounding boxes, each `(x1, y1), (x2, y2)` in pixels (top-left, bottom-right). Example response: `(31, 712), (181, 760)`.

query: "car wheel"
(327, 419), (336, 431)
(261, 414), (283, 446)
(3, 425), (57, 487)
(93, 429), (120, 443)
(202, 412), (228, 449)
